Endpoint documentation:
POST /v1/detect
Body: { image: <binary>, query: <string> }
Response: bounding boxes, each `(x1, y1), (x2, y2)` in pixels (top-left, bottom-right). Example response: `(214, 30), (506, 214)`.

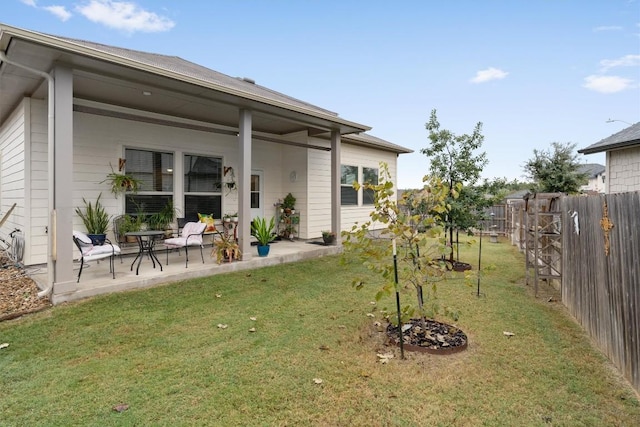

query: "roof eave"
(579, 140), (640, 155)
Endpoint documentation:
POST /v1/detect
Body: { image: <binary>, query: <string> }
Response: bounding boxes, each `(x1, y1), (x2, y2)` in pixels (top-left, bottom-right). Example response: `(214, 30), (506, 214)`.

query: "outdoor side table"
(126, 230), (165, 275)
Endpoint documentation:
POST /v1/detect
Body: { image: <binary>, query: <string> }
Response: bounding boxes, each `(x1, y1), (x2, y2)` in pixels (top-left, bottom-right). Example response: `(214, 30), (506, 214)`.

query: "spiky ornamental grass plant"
(341, 163), (464, 327)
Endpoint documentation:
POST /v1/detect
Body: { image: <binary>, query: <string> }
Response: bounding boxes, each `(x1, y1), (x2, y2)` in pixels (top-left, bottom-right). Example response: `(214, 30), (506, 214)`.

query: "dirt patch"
(1, 252), (51, 321)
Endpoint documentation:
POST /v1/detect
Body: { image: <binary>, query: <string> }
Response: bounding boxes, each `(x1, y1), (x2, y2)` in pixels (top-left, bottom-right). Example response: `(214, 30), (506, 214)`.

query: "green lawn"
(1, 238), (638, 426)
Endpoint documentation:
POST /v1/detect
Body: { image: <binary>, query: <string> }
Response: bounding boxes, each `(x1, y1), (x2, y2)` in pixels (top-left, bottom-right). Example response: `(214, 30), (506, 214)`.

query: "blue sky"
(3, 0), (639, 188)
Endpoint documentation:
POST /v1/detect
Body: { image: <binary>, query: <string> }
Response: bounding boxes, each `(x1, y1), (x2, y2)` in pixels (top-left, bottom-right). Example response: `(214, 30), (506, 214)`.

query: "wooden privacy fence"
(563, 191), (640, 394)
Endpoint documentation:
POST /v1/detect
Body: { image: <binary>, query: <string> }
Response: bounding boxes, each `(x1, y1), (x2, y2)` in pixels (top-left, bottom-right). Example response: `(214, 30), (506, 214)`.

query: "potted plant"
(251, 216), (276, 257)
(322, 230), (336, 245)
(148, 200), (178, 236)
(212, 232), (241, 263)
(75, 193), (111, 245)
(282, 192), (296, 214)
(102, 164), (143, 197)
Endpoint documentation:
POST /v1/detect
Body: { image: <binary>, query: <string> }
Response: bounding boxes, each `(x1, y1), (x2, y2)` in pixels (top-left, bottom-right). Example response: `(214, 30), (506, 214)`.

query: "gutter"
(0, 50), (55, 298)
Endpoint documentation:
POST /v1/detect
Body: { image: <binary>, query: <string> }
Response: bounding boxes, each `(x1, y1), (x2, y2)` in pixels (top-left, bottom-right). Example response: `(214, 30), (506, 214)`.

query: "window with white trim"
(184, 154), (223, 220)
(341, 165), (358, 206)
(125, 148), (174, 215)
(362, 167), (379, 205)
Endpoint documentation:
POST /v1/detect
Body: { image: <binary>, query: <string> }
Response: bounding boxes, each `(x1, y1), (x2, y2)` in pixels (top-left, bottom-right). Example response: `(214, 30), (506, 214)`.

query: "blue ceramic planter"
(257, 244), (270, 257)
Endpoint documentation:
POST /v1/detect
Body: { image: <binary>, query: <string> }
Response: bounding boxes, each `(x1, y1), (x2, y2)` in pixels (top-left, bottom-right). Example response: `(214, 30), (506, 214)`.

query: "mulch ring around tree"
(432, 258), (473, 272)
(450, 261), (472, 272)
(387, 318), (468, 355)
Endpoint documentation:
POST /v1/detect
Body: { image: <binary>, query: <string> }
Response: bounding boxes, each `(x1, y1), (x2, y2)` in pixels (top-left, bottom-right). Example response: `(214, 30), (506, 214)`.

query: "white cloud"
(583, 75), (635, 93)
(469, 67), (509, 84)
(20, 0), (38, 7)
(599, 54), (640, 72)
(76, 0), (175, 33)
(44, 5), (72, 21)
(593, 25), (623, 32)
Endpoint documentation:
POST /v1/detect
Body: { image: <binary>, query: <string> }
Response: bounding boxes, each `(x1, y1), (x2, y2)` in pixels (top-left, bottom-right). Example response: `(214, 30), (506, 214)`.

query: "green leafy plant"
(148, 200), (178, 231)
(75, 193), (110, 235)
(282, 192), (296, 210)
(322, 230), (336, 244)
(342, 162), (462, 326)
(251, 216), (276, 246)
(102, 163), (143, 197)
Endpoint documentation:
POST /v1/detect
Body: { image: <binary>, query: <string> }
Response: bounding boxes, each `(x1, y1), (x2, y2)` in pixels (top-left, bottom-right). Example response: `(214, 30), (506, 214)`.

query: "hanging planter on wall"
(224, 166), (236, 195)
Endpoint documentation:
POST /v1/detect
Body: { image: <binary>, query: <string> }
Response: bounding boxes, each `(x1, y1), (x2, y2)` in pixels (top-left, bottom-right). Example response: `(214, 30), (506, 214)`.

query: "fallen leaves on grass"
(112, 404), (129, 413)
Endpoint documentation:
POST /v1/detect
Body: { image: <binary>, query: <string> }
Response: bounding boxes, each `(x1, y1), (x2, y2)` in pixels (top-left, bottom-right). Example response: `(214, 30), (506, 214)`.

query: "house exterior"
(578, 122), (640, 194)
(577, 163), (605, 194)
(0, 24), (411, 298)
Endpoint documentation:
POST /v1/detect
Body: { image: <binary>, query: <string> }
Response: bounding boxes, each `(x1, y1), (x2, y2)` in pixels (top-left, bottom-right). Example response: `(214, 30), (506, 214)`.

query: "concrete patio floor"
(31, 239), (341, 304)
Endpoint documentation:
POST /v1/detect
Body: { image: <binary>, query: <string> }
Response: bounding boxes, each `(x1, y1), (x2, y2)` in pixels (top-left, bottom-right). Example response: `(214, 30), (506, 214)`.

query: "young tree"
(342, 163), (459, 326)
(420, 109), (488, 262)
(523, 142), (587, 194)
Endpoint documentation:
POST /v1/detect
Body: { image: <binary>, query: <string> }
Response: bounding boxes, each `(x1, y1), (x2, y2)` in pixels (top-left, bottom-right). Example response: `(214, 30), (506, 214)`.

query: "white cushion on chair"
(73, 230), (121, 260)
(83, 244), (121, 258)
(73, 230), (92, 244)
(164, 221), (205, 248)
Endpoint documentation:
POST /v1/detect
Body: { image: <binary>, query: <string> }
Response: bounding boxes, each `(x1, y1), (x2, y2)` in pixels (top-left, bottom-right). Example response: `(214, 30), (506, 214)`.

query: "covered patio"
(32, 240), (341, 304)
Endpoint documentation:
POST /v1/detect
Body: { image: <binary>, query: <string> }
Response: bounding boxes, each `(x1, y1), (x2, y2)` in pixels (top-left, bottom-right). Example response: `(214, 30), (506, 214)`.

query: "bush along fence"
(562, 191), (640, 394)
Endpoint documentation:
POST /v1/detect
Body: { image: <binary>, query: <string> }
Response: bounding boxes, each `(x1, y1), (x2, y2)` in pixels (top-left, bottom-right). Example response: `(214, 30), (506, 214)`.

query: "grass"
(1, 237), (639, 426)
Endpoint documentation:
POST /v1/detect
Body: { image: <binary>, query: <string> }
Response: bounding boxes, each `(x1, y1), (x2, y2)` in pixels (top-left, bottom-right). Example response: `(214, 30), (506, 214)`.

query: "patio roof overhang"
(0, 24), (371, 137)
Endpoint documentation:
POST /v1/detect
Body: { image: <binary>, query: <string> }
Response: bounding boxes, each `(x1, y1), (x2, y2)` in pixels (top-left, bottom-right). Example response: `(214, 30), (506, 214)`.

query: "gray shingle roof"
(578, 163), (605, 178)
(51, 34), (339, 117)
(579, 122), (640, 154)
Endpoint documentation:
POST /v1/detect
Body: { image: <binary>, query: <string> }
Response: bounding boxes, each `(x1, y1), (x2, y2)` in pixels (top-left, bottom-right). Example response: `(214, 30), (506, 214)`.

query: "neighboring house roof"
(504, 190), (529, 200)
(2, 23), (416, 155)
(578, 163), (605, 178)
(579, 122), (640, 154)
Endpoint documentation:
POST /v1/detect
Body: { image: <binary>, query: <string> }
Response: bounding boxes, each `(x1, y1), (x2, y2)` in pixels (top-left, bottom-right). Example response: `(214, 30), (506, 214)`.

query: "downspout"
(0, 51), (55, 298)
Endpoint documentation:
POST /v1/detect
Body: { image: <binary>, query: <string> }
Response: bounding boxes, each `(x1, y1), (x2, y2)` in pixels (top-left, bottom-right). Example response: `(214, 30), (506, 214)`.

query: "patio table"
(126, 230), (165, 275)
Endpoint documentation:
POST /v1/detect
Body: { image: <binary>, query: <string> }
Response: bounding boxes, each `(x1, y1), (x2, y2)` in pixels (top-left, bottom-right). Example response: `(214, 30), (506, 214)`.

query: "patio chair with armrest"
(73, 230), (121, 283)
(164, 221), (206, 268)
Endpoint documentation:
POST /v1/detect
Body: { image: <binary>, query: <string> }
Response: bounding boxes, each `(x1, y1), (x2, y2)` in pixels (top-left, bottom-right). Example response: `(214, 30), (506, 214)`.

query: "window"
(183, 154), (222, 221)
(125, 148), (174, 215)
(251, 174), (260, 209)
(341, 165), (358, 206)
(362, 167), (379, 205)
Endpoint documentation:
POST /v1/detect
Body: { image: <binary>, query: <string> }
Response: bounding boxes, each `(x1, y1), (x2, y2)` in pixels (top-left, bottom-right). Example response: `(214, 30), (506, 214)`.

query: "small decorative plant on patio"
(251, 216), (276, 257)
(75, 193), (111, 245)
(282, 192), (296, 213)
(148, 200), (178, 236)
(212, 232), (241, 263)
(321, 230), (336, 245)
(342, 162), (468, 356)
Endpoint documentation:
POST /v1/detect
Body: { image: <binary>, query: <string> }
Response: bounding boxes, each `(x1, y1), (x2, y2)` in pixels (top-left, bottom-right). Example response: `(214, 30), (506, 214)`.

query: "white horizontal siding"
(306, 138), (399, 238)
(0, 98), (27, 254)
(28, 100), (49, 264)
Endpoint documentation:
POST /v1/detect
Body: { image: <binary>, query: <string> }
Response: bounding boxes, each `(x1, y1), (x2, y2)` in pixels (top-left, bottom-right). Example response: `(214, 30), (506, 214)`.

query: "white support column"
(238, 109), (252, 259)
(331, 130), (341, 244)
(51, 65), (76, 296)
